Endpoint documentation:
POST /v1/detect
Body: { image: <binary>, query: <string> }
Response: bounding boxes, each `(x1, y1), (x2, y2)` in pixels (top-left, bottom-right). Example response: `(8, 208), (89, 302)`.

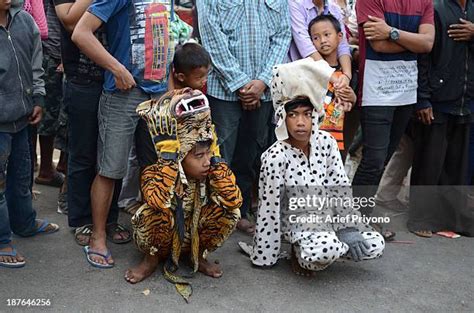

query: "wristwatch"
(389, 27), (400, 41)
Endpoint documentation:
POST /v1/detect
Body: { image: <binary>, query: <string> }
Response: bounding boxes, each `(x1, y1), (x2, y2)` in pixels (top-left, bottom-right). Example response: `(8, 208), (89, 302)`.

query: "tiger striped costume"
(133, 159), (241, 261)
(132, 88), (241, 300)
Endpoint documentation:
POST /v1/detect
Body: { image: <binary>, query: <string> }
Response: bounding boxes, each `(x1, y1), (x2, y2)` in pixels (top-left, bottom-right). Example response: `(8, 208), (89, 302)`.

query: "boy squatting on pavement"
(125, 88), (242, 301)
(240, 58), (384, 276)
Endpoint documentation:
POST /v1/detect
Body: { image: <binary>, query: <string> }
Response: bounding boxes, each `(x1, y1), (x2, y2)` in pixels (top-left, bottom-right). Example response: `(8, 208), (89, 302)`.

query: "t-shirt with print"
(320, 68), (345, 151)
(42, 0), (62, 59)
(54, 0), (105, 82)
(88, 0), (176, 94)
(356, 0), (434, 106)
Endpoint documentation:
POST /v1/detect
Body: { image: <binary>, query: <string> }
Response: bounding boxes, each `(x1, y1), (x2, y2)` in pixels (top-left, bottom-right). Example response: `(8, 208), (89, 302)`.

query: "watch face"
(390, 28), (400, 40)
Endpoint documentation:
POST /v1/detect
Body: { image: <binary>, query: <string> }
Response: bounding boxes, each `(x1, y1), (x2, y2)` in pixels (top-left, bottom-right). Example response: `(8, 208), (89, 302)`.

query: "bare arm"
(72, 12), (135, 90)
(55, 0), (92, 33)
(339, 54), (352, 80)
(396, 24), (435, 53)
(309, 51), (324, 61)
(364, 16), (434, 54)
(369, 40), (407, 54)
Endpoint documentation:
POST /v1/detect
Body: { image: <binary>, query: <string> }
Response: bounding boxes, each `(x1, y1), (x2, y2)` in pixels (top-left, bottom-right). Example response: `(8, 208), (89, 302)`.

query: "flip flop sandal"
(34, 172), (65, 188)
(75, 224), (93, 246)
(35, 219), (60, 235)
(106, 223), (132, 244)
(83, 246), (114, 269)
(370, 223), (396, 242)
(0, 246), (26, 268)
(412, 230), (433, 238)
(238, 241), (253, 256)
(381, 230), (396, 241)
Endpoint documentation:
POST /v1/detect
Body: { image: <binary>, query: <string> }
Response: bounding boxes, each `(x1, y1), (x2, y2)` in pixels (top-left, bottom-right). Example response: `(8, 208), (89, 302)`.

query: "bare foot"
(88, 234), (114, 266)
(125, 254), (160, 284)
(237, 218), (256, 235)
(198, 258), (223, 278)
(291, 245), (315, 277)
(0, 245), (25, 266)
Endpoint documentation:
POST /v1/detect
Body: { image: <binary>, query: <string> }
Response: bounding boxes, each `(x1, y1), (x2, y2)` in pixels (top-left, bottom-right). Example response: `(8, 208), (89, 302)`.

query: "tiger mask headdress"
(136, 88), (216, 163)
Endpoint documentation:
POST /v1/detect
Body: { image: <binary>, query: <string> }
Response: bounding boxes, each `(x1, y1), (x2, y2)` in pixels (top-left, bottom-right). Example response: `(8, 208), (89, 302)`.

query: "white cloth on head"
(270, 58), (334, 141)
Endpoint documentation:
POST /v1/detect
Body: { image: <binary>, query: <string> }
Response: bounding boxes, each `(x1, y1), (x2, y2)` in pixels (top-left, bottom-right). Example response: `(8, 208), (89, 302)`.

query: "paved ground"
(1, 183), (473, 313)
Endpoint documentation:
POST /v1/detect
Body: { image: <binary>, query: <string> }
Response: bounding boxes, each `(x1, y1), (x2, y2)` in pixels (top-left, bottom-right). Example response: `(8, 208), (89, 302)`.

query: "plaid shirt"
(197, 0), (291, 101)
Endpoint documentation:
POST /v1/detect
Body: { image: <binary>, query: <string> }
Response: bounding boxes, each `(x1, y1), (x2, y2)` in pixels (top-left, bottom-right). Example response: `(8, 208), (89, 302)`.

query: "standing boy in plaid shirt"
(197, 0), (291, 234)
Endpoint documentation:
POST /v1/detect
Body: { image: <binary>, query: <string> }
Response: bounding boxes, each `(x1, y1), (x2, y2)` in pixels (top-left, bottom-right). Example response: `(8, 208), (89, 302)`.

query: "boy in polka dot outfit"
(242, 59), (385, 275)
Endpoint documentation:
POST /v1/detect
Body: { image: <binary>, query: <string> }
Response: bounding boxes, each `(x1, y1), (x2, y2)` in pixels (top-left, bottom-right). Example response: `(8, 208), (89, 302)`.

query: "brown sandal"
(75, 224), (93, 246)
(106, 223), (132, 244)
(371, 223), (396, 242)
(411, 230), (433, 238)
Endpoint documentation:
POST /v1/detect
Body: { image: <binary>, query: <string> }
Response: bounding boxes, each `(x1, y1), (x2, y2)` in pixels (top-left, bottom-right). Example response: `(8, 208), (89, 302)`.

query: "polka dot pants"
(294, 231), (385, 271)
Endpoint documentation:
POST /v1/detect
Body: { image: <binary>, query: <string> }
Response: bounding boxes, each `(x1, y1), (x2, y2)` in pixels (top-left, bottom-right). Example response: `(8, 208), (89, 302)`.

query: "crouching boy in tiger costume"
(124, 88), (241, 297)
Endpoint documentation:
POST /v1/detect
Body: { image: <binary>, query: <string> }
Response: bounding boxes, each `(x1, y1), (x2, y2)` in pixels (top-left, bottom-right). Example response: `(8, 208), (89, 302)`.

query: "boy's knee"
(297, 233), (347, 267)
(131, 205), (174, 252)
(198, 208), (240, 251)
(362, 232), (385, 259)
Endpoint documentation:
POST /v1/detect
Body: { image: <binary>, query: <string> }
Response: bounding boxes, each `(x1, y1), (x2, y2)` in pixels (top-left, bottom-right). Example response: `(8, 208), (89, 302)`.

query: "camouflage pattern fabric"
(38, 53), (63, 137)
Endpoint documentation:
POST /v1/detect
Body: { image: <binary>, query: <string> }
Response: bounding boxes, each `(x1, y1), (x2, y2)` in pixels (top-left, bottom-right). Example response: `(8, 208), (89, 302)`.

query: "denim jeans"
(352, 105), (413, 215)
(208, 96), (274, 217)
(0, 127), (37, 247)
(64, 79), (121, 228)
(97, 88), (158, 179)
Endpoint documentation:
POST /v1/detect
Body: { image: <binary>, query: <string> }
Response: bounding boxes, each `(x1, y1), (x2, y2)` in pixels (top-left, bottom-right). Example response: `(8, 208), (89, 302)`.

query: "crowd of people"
(1, 0), (473, 301)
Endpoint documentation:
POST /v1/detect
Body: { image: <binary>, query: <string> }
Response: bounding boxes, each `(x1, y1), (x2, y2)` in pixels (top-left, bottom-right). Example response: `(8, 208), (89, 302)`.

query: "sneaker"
(57, 191), (68, 214)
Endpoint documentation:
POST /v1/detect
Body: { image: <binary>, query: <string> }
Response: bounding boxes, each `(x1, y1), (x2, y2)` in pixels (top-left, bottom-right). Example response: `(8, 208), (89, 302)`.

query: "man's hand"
(112, 64), (136, 91)
(56, 63), (64, 73)
(240, 99), (261, 111)
(448, 18), (474, 41)
(238, 89), (260, 110)
(416, 107), (434, 125)
(29, 106), (43, 125)
(363, 15), (391, 41)
(238, 80), (267, 111)
(240, 80), (267, 100)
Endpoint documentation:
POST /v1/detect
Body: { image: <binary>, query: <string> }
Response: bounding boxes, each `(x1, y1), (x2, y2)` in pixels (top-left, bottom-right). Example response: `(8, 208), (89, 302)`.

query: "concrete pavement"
(0, 183), (473, 313)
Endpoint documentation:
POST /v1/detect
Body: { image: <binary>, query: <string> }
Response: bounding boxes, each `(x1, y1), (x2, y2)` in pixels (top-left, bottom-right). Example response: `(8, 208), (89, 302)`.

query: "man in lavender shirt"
(289, 0), (352, 85)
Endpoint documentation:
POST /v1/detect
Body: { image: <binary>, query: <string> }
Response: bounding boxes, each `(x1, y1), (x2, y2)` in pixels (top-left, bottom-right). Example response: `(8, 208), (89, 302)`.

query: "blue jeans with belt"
(0, 127), (37, 248)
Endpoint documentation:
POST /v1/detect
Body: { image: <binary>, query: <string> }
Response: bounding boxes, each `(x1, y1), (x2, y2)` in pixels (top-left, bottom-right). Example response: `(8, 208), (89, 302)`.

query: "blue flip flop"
(0, 246), (26, 268)
(83, 246), (114, 269)
(35, 219), (59, 235)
